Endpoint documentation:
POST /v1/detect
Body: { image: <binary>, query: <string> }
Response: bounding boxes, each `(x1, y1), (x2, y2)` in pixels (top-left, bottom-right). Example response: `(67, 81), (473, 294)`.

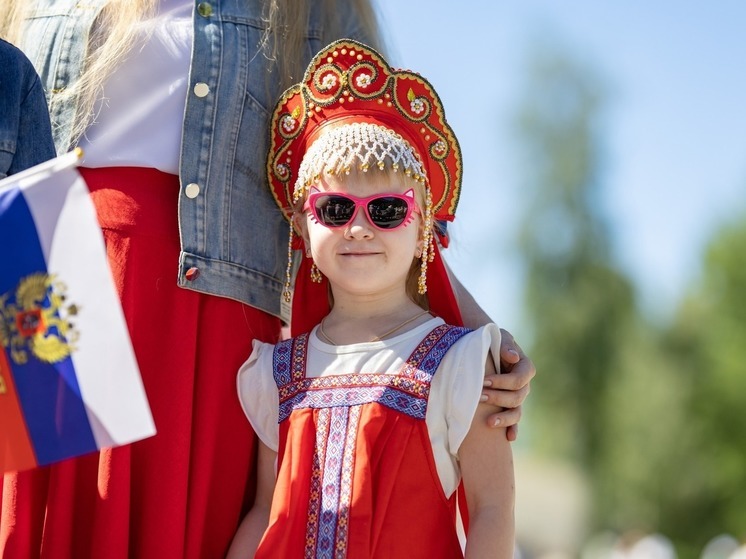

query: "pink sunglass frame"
(303, 188), (420, 231)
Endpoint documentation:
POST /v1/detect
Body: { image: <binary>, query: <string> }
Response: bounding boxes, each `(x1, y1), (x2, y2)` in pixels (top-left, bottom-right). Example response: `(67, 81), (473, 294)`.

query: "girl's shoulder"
(237, 339), (283, 451)
(440, 322), (501, 351)
(436, 322), (501, 374)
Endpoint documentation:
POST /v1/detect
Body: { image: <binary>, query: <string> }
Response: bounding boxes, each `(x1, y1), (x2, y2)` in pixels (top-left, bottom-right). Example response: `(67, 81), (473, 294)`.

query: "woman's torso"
(18, 0), (374, 317)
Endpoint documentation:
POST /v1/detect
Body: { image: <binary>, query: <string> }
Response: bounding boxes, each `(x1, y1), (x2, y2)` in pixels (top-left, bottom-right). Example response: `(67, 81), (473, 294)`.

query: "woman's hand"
(481, 328), (535, 440)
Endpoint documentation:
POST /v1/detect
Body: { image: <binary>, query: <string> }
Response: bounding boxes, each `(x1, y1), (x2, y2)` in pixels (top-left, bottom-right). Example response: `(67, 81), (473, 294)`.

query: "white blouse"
(78, 0), (193, 174)
(237, 317), (501, 497)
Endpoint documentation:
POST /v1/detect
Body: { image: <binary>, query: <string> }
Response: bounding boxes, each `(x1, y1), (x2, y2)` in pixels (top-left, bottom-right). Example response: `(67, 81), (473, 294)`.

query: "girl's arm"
(444, 260), (536, 438)
(458, 352), (516, 558)
(226, 441), (277, 559)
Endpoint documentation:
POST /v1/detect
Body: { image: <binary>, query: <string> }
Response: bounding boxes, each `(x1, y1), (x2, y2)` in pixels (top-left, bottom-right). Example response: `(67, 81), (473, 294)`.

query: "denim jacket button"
(185, 267), (200, 281)
(193, 82), (210, 97)
(185, 183), (201, 198)
(197, 2), (213, 17)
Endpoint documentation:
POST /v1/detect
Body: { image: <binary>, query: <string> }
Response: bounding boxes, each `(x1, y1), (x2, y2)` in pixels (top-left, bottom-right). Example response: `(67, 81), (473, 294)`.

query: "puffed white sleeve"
(436, 323), (502, 458)
(236, 340), (280, 451)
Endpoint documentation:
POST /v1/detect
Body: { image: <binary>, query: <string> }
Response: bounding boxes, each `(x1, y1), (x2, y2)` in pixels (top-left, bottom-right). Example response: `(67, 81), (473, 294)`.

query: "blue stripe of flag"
(0, 187), (97, 465)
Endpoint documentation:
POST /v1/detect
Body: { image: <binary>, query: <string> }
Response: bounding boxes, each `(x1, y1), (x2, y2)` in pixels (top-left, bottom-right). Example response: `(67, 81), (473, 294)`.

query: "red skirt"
(0, 167), (280, 558)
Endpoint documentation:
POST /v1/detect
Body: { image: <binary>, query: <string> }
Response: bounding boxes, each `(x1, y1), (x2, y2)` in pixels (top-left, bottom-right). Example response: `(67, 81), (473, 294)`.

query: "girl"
(229, 39), (515, 558)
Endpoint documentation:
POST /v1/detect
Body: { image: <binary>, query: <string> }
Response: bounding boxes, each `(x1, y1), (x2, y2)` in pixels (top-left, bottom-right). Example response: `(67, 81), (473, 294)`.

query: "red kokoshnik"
(267, 38), (463, 237)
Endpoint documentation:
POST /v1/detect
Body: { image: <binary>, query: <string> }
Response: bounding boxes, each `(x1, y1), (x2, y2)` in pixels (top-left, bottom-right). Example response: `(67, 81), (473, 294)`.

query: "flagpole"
(0, 148), (84, 192)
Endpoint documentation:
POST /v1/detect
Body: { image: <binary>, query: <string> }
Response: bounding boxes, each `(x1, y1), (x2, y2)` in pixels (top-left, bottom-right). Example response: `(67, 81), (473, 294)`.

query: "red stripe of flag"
(0, 346), (38, 473)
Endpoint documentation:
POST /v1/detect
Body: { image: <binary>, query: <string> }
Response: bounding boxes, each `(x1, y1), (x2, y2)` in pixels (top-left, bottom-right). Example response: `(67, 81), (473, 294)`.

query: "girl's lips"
(339, 245), (382, 256)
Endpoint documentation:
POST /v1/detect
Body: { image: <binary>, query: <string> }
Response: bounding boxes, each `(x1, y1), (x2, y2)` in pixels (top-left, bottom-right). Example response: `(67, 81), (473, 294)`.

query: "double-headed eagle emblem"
(0, 273), (79, 366)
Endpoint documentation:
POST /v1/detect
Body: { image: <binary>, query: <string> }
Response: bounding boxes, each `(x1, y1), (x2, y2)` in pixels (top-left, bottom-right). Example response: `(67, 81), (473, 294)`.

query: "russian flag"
(0, 150), (155, 474)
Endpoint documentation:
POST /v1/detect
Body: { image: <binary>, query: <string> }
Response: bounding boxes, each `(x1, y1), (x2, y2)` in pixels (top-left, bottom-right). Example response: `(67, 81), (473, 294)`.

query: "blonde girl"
(230, 39), (515, 558)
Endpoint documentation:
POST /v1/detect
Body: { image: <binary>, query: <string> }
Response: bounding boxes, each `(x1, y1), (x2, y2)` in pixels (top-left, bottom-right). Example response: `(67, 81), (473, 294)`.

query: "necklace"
(319, 310), (430, 345)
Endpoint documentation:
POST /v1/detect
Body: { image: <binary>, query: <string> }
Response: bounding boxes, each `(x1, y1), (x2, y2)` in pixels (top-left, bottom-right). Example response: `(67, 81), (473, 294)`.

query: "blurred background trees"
(513, 38), (746, 559)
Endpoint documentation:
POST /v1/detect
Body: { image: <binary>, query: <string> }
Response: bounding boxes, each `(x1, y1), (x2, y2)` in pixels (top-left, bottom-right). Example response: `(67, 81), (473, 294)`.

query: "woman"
(0, 2), (533, 557)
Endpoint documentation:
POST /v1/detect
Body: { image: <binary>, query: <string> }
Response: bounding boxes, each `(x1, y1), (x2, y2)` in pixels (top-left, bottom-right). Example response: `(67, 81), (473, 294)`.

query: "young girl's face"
(298, 172), (424, 302)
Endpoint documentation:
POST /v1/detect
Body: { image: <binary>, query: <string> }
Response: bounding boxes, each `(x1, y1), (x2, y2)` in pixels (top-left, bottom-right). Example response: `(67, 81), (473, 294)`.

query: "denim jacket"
(18, 0), (372, 318)
(0, 38), (55, 179)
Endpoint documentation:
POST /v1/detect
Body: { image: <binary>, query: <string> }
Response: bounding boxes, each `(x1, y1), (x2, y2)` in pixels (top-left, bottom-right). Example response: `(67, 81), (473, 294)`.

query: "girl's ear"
(416, 218), (426, 258)
(292, 211), (311, 251)
(415, 233), (425, 258)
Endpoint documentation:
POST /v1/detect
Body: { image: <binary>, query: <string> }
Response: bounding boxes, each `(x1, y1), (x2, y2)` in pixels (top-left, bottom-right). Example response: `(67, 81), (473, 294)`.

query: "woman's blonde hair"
(262, 0), (382, 91)
(0, 0), (382, 147)
(1, 0), (158, 146)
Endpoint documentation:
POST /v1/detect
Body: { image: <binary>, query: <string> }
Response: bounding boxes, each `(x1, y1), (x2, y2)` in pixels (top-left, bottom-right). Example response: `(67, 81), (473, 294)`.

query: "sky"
(373, 0), (746, 335)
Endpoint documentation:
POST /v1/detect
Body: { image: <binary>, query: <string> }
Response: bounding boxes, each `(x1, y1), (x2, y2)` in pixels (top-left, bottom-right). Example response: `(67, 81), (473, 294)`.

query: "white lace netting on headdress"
(293, 122), (426, 200)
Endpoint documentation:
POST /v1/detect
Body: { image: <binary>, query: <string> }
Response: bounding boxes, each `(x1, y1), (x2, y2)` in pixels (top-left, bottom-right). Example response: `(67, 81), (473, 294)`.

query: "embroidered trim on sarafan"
(275, 325), (470, 422)
(275, 324), (470, 558)
(278, 376), (429, 422)
(399, 324), (470, 382)
(272, 333), (309, 387)
(305, 405), (331, 558)
(335, 405), (359, 558)
(303, 405), (361, 559)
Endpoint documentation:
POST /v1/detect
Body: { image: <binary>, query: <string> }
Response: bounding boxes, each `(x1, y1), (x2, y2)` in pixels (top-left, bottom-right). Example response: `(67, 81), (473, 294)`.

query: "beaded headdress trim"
(294, 122), (426, 201)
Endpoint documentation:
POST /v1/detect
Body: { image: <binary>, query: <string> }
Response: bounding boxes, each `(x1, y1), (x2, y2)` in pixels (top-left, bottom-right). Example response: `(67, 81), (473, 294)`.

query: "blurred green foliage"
(514, 39), (746, 558)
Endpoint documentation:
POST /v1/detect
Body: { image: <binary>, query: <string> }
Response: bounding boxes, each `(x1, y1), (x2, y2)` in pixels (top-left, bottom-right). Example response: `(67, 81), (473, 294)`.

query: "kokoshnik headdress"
(267, 39), (464, 330)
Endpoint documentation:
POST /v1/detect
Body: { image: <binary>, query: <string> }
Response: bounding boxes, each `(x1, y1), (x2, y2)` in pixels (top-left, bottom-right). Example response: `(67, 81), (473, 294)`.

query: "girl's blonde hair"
(0, 0), (382, 147)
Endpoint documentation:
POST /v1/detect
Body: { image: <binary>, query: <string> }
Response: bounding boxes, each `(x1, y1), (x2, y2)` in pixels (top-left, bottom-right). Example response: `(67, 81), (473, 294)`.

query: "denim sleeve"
(8, 69), (57, 176)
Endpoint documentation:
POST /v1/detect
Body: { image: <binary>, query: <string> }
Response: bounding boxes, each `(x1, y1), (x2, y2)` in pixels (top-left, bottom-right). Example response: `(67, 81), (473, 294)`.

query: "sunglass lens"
(314, 195), (357, 226)
(367, 197), (409, 229)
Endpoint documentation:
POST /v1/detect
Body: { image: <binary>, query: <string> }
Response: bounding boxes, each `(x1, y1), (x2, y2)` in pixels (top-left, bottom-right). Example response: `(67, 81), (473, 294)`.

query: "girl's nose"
(344, 208), (375, 239)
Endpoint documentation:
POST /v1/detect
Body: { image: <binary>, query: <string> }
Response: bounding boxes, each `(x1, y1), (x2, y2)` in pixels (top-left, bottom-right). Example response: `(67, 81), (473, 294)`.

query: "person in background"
(0, 37), (55, 178)
(0, 2), (533, 557)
